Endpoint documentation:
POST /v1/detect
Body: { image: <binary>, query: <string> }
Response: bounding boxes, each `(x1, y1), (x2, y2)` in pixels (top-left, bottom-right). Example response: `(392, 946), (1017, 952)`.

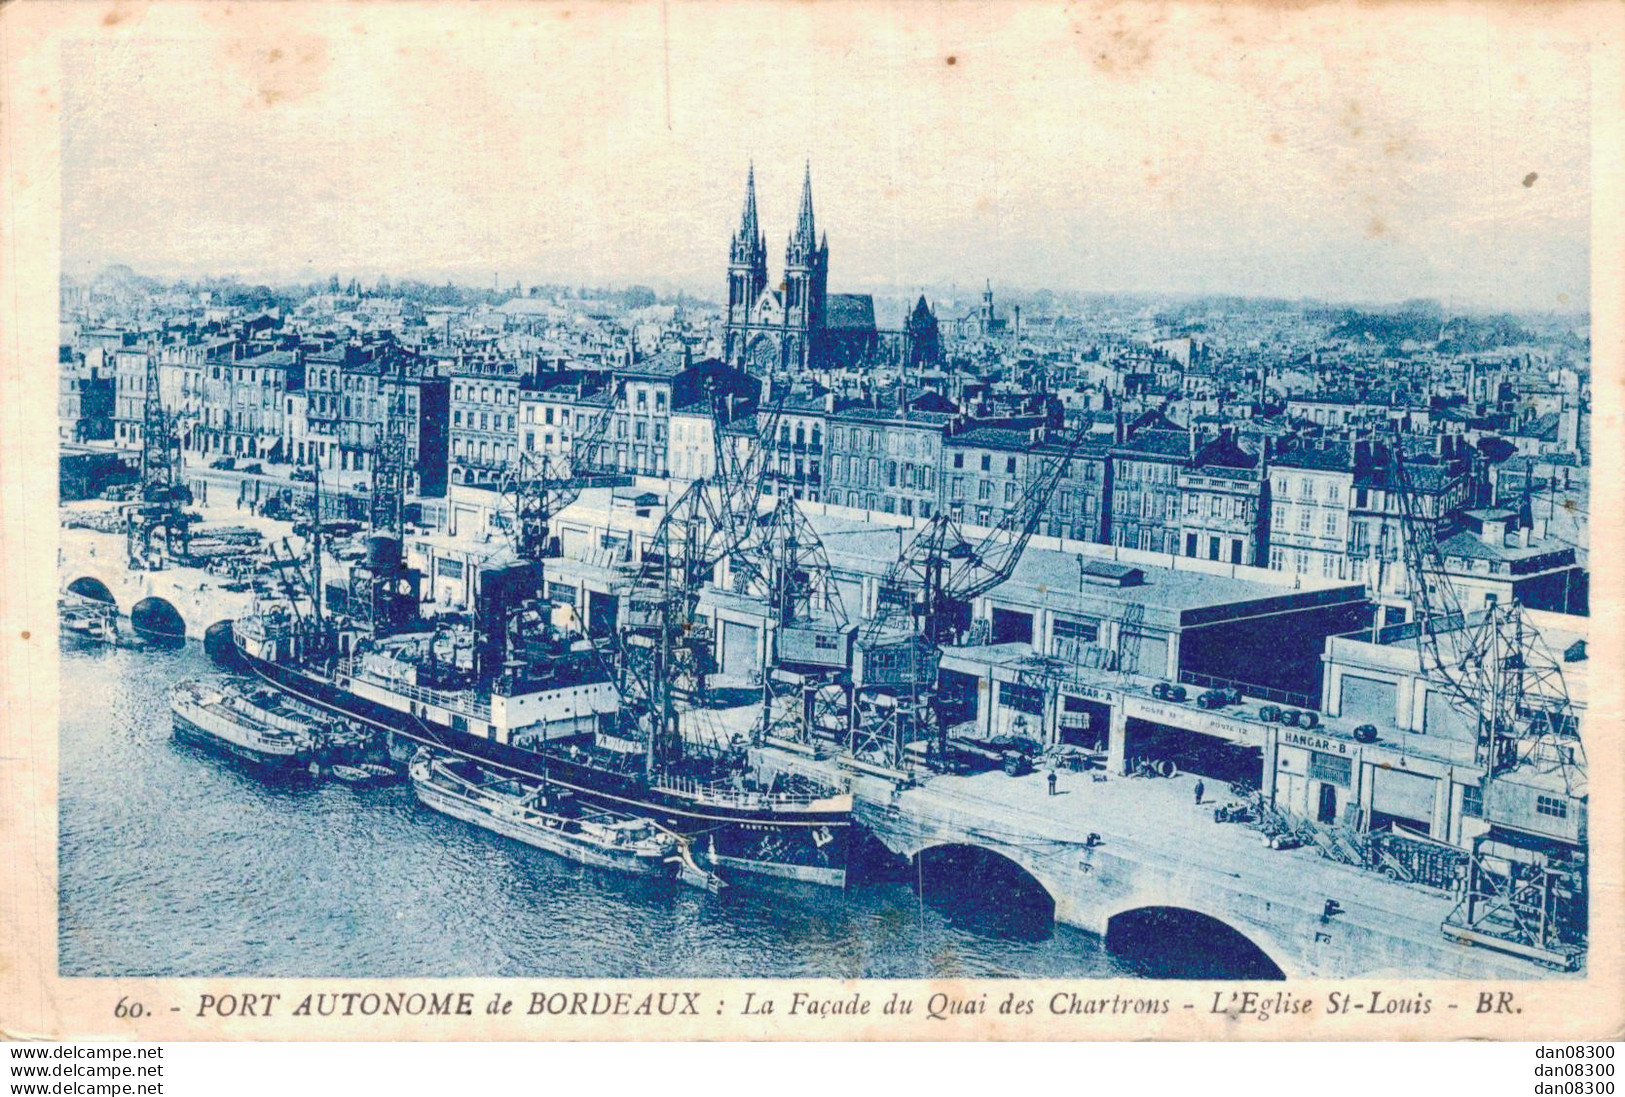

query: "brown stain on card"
(221, 32), (331, 108)
(101, 3), (140, 28)
(1070, 6), (1163, 77)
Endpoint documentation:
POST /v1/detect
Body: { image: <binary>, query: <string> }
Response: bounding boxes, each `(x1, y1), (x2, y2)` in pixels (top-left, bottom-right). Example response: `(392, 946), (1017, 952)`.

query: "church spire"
(737, 162), (762, 252)
(730, 163), (767, 275)
(788, 160), (817, 263)
(734, 163), (763, 263)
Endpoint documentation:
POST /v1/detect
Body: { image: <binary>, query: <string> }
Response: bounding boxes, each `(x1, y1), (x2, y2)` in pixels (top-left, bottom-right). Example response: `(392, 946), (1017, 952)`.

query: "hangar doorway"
(1123, 718), (1262, 786)
(1058, 694), (1111, 749)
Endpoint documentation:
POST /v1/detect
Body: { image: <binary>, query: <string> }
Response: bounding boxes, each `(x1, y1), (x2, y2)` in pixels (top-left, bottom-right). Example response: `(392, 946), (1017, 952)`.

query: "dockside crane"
(848, 426), (1090, 771)
(125, 353), (195, 569)
(708, 383), (788, 564)
(498, 380), (622, 563)
(724, 491), (851, 744)
(590, 388), (790, 777)
(1385, 433), (1587, 969)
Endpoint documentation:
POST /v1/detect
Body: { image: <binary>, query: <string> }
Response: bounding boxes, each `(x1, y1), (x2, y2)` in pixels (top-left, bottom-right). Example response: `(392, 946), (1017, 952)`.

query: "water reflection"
(60, 638), (1132, 979)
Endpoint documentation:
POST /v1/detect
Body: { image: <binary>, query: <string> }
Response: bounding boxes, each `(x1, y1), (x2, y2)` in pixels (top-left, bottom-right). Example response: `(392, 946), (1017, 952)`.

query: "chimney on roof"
(1477, 512), (1509, 549)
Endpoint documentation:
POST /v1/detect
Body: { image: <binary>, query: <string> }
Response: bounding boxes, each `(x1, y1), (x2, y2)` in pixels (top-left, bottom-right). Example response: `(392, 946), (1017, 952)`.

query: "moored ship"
(170, 677), (319, 775)
(59, 594), (119, 645)
(409, 750), (716, 884)
(233, 598), (854, 886)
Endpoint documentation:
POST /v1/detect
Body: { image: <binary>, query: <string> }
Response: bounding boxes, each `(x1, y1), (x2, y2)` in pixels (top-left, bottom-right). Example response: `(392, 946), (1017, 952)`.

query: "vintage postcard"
(2, 0), (1621, 1042)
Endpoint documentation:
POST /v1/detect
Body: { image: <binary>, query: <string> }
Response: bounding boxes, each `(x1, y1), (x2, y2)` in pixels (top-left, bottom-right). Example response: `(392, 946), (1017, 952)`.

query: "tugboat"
(409, 750), (722, 889)
(59, 594), (119, 645)
(327, 762), (399, 788)
(169, 677), (318, 777)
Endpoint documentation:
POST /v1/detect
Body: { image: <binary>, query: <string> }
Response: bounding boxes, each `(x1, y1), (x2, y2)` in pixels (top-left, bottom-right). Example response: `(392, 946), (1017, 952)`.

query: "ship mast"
(650, 537), (673, 782)
(310, 459), (324, 626)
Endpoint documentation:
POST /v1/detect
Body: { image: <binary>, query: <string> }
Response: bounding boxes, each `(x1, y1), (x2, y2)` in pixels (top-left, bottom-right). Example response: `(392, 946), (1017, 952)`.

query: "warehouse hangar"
(936, 544), (1372, 787)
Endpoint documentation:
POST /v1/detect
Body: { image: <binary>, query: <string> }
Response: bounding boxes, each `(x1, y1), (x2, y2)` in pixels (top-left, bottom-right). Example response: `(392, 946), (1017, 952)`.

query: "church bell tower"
(781, 162), (828, 370)
(725, 165), (768, 364)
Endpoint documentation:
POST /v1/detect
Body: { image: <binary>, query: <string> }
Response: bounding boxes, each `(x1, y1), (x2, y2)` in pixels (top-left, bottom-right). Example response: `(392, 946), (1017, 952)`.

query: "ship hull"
(171, 712), (311, 778)
(237, 644), (849, 887)
(410, 763), (674, 878)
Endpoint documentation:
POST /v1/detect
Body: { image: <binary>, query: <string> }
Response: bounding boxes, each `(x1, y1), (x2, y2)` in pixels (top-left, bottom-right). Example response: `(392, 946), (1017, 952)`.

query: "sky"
(61, 3), (1594, 311)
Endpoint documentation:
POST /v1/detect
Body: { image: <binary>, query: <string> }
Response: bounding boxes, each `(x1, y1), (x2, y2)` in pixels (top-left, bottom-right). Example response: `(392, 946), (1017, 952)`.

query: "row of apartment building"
(64, 335), (1583, 618)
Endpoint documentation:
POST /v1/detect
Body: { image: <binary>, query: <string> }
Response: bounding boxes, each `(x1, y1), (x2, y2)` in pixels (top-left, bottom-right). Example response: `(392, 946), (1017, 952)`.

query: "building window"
(1535, 795), (1568, 819)
(1461, 784), (1483, 818)
(978, 480), (991, 501)
(1006, 457), (1016, 474)
(1000, 682), (1045, 716)
(953, 453), (964, 469)
(980, 455), (991, 472)
(1054, 617), (1100, 643)
(1308, 752), (1352, 787)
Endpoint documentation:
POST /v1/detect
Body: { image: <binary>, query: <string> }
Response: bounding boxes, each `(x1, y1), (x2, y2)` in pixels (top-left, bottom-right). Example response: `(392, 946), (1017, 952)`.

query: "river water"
(59, 639), (1139, 979)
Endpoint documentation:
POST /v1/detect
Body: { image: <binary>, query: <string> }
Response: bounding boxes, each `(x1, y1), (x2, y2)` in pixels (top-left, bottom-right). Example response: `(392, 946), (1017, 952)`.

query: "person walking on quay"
(1194, 779), (1205, 806)
(1047, 770), (1058, 797)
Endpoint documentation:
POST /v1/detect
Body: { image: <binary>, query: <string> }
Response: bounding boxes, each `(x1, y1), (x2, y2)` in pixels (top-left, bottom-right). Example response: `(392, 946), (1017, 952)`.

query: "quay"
(57, 486), (307, 642)
(55, 468), (1587, 980)
(759, 743), (1549, 980)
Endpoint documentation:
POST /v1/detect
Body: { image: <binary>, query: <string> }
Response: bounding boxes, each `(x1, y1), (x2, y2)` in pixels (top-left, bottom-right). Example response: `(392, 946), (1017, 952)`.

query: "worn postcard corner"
(2, 0), (1624, 1042)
